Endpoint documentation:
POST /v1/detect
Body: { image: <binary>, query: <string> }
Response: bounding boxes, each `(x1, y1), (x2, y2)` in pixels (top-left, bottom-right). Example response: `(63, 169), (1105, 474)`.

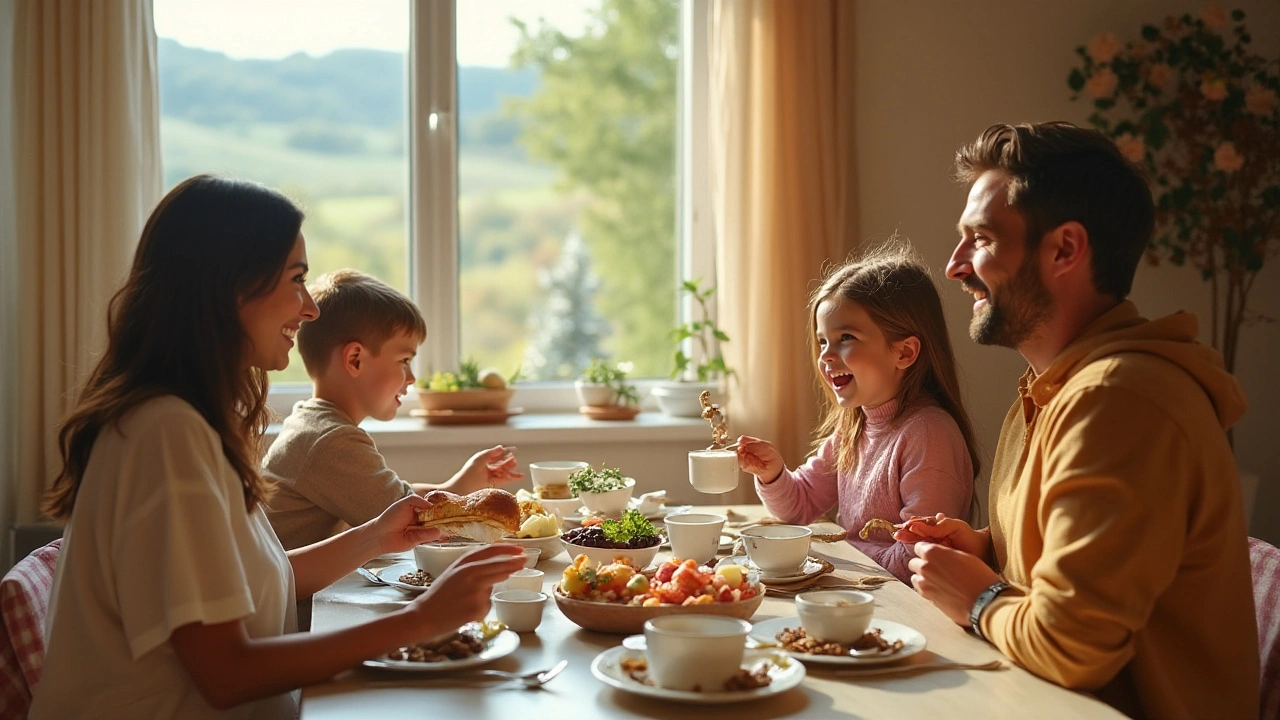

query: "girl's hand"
(451, 445), (523, 494)
(894, 513), (991, 559)
(368, 494), (441, 556)
(736, 435), (785, 484)
(405, 544), (525, 641)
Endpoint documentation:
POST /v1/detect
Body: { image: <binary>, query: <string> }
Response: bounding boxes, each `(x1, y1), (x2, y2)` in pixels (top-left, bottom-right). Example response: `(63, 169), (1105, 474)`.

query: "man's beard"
(966, 255), (1053, 348)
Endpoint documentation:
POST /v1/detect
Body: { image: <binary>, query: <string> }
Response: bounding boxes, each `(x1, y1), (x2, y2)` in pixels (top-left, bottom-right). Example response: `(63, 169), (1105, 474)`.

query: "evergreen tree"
(523, 232), (611, 380)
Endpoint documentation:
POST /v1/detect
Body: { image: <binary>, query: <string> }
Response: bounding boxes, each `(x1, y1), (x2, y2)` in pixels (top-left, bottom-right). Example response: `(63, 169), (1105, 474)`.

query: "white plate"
(363, 629), (520, 671)
(500, 534), (565, 560)
(749, 617), (927, 666)
(591, 646), (805, 703)
(716, 555), (825, 585)
(376, 561), (433, 595)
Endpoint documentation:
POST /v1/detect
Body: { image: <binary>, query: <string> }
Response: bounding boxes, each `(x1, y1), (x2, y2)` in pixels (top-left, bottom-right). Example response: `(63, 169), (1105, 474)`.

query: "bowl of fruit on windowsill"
(554, 555), (764, 634)
(413, 359), (517, 414)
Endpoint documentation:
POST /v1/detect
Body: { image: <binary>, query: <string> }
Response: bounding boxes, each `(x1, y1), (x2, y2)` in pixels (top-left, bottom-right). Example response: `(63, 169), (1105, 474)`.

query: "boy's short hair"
(297, 269), (427, 376)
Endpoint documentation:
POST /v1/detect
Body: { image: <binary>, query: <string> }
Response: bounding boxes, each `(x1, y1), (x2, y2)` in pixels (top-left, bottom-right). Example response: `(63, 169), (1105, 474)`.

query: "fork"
(467, 660), (569, 688)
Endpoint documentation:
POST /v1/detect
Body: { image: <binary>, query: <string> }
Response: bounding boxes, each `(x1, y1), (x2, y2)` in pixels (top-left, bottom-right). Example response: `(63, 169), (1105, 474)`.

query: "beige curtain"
(13, 0), (161, 526)
(709, 0), (856, 486)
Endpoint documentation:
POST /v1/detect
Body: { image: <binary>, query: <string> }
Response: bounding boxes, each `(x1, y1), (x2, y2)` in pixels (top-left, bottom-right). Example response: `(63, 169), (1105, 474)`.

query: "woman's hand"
(404, 544), (525, 641)
(367, 494), (441, 557)
(907, 542), (1000, 627)
(448, 445), (523, 494)
(736, 435), (785, 484)
(894, 513), (991, 560)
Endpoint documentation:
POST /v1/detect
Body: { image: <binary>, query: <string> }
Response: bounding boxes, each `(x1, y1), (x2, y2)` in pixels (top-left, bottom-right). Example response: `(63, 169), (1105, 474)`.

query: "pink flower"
(1148, 63), (1173, 89)
(1200, 78), (1228, 102)
(1213, 142), (1243, 173)
(1087, 32), (1122, 63)
(1245, 86), (1278, 116)
(1200, 2), (1228, 30)
(1086, 67), (1119, 99)
(1115, 133), (1146, 163)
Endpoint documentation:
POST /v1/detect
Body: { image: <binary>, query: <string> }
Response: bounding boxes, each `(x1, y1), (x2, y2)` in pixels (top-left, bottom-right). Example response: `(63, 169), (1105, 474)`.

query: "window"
(155, 0), (703, 413)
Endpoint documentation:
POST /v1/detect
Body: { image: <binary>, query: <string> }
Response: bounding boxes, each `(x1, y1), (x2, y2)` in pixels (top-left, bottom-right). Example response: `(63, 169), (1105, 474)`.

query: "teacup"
(643, 615), (750, 691)
(495, 568), (544, 593)
(739, 524), (812, 574)
(492, 590), (547, 633)
(795, 590), (875, 643)
(529, 461), (589, 504)
(664, 513), (726, 565)
(413, 540), (484, 579)
(688, 449), (740, 493)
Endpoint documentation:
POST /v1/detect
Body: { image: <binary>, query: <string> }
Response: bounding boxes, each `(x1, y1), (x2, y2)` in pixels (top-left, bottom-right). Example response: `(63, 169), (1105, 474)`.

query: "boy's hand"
(451, 445), (523, 494)
(368, 494), (441, 556)
(736, 435), (785, 484)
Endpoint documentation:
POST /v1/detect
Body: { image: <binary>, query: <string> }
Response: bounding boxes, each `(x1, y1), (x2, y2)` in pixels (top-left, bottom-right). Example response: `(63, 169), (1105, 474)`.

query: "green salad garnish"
(601, 509), (658, 543)
(568, 465), (628, 495)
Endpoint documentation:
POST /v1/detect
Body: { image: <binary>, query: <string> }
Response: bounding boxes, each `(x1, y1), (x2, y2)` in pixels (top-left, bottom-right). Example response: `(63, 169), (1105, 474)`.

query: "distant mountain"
(157, 38), (540, 128)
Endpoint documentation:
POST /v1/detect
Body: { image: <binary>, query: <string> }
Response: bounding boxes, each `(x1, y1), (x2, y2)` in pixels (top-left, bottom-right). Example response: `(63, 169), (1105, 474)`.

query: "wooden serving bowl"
(415, 388), (514, 412)
(552, 583), (766, 634)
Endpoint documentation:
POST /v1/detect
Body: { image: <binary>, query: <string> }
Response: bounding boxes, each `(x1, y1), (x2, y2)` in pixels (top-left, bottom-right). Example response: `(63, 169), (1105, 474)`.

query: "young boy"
(265, 269), (521, 551)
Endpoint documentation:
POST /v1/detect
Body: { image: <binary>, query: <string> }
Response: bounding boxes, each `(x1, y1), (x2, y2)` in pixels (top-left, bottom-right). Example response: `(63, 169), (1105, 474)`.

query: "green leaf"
(1068, 68), (1086, 92)
(601, 509), (658, 543)
(1232, 9), (1244, 22)
(712, 329), (730, 342)
(1141, 24), (1160, 41)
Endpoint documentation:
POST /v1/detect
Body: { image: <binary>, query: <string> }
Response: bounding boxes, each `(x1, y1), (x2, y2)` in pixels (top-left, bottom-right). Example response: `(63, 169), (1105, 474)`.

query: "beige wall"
(853, 0), (1280, 543)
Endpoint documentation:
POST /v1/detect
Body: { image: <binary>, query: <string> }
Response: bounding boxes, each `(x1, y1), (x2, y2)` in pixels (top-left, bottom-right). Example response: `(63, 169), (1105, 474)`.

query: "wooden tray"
(410, 407), (524, 426)
(579, 405), (641, 421)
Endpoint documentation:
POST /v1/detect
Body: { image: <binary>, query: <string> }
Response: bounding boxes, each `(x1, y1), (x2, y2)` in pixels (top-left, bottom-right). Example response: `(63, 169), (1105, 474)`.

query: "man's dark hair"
(954, 122), (1155, 299)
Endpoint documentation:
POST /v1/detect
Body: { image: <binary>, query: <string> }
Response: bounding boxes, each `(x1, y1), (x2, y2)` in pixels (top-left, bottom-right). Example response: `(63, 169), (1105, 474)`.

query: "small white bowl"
(413, 540), (485, 579)
(795, 589), (874, 643)
(577, 477), (636, 516)
(492, 589), (547, 633)
(495, 568), (544, 593)
(521, 548), (541, 568)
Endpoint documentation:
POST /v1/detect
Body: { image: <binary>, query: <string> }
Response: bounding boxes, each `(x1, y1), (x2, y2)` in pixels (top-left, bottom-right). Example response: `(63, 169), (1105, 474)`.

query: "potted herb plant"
(652, 279), (738, 417)
(575, 358), (639, 408)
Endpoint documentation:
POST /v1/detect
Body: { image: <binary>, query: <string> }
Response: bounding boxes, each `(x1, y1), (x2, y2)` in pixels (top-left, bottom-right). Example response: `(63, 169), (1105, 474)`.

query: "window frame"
(265, 0), (713, 418)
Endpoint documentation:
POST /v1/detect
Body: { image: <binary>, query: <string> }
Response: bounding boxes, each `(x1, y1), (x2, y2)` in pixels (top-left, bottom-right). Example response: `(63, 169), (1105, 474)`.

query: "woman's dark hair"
(42, 175), (304, 520)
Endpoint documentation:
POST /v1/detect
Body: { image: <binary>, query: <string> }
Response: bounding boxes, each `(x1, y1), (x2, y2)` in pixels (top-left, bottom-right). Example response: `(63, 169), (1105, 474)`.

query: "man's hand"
(895, 513), (992, 561)
(449, 445), (523, 494)
(907, 542), (1001, 627)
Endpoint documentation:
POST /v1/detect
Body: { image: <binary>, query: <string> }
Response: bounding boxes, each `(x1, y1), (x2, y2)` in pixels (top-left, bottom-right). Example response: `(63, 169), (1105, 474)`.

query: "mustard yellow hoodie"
(980, 301), (1259, 719)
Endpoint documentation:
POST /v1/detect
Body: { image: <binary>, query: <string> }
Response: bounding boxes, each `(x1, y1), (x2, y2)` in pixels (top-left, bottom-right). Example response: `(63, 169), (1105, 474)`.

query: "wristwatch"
(968, 580), (1011, 641)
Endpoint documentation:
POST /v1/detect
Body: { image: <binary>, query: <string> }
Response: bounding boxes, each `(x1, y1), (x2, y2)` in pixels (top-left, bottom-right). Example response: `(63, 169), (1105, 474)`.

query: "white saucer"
(716, 555), (825, 585)
(591, 645), (805, 703)
(660, 533), (736, 553)
(376, 561), (433, 594)
(364, 629), (519, 671)
(749, 616), (927, 666)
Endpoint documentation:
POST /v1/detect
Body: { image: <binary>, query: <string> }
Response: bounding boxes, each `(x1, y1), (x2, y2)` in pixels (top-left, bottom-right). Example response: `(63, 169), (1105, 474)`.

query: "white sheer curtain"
(12, 0), (162, 528)
(708, 0), (856, 490)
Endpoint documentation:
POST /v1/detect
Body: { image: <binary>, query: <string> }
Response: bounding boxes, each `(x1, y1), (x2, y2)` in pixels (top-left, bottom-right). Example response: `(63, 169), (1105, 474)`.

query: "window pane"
(456, 0), (679, 381)
(155, 0), (410, 384)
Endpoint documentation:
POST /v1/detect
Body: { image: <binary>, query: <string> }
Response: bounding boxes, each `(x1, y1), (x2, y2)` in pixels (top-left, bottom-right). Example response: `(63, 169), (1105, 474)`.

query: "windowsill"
(263, 411), (710, 449)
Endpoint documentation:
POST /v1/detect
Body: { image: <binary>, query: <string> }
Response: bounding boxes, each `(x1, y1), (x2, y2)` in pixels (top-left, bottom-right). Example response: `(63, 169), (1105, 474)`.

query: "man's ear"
(340, 341), (365, 377)
(1045, 221), (1090, 279)
(894, 336), (921, 370)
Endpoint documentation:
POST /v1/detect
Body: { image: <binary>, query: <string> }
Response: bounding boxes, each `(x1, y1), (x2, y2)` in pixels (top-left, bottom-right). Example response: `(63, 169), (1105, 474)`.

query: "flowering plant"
(1068, 3), (1279, 373)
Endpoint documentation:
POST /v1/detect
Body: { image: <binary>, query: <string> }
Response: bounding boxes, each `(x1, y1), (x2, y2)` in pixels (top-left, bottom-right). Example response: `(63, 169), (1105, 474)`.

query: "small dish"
(363, 629), (520, 671)
(376, 561), (433, 594)
(749, 616), (927, 666)
(590, 646), (804, 703)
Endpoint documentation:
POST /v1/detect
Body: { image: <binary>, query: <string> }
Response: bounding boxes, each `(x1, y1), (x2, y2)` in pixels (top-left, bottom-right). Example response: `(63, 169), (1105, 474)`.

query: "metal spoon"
(356, 567), (390, 586)
(468, 660), (569, 688)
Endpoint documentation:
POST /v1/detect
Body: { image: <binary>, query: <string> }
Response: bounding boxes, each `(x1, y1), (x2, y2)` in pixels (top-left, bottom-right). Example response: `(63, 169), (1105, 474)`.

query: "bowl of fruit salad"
(553, 555), (764, 634)
(560, 510), (663, 570)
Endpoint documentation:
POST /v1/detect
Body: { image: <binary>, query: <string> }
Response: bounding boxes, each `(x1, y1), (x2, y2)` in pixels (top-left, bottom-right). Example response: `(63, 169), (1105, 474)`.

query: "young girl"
(30, 176), (525, 719)
(739, 241), (980, 584)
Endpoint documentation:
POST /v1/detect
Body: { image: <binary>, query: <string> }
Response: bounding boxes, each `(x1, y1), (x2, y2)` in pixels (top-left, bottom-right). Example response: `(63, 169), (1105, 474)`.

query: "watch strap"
(968, 580), (1011, 641)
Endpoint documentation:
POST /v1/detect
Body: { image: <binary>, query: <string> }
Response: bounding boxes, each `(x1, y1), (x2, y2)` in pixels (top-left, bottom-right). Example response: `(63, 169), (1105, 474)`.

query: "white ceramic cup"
(529, 461), (589, 502)
(643, 615), (750, 691)
(521, 548), (541, 568)
(663, 513), (726, 565)
(495, 568), (544, 594)
(492, 589), (547, 633)
(688, 449), (740, 493)
(795, 590), (875, 643)
(739, 524), (812, 574)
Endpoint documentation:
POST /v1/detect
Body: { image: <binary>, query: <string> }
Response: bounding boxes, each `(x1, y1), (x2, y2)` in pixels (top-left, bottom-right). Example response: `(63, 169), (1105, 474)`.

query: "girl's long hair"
(42, 175), (304, 520)
(810, 239), (981, 478)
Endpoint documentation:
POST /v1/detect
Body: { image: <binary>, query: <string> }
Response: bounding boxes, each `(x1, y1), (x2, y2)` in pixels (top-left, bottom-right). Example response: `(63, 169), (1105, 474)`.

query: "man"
(900, 122), (1259, 719)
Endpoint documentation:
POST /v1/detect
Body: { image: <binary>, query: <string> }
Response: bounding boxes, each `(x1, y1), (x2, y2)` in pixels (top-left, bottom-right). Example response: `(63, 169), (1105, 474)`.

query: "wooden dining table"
(300, 505), (1124, 719)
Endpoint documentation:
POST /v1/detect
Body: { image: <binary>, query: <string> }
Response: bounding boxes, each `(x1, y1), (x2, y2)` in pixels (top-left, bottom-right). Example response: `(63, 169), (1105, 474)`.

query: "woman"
(30, 175), (524, 719)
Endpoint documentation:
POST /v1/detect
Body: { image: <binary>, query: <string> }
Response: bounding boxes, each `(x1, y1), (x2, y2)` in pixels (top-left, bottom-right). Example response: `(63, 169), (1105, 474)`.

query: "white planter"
(651, 381), (722, 418)
(574, 380), (614, 407)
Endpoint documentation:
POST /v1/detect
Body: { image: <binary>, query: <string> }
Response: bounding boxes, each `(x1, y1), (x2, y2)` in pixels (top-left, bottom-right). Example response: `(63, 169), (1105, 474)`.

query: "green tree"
(508, 0), (678, 377)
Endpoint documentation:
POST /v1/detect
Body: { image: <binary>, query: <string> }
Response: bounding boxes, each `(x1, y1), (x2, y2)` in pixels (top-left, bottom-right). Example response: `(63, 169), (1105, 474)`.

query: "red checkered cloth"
(1252, 537), (1280, 720)
(0, 539), (62, 720)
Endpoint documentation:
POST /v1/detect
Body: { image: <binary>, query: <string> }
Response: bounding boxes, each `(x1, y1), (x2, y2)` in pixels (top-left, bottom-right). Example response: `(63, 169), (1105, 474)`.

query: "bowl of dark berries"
(560, 509), (664, 570)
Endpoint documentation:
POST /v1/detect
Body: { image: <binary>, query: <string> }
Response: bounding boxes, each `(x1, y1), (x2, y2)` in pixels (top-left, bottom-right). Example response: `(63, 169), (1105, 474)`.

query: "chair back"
(1251, 537), (1280, 720)
(0, 539), (62, 719)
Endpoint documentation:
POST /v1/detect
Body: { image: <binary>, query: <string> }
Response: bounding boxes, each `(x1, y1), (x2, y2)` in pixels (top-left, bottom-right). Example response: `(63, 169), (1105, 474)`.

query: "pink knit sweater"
(754, 399), (974, 583)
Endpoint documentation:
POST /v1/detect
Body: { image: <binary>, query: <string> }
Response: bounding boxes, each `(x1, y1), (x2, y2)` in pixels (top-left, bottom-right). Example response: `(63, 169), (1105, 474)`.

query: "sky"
(153, 0), (594, 67)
